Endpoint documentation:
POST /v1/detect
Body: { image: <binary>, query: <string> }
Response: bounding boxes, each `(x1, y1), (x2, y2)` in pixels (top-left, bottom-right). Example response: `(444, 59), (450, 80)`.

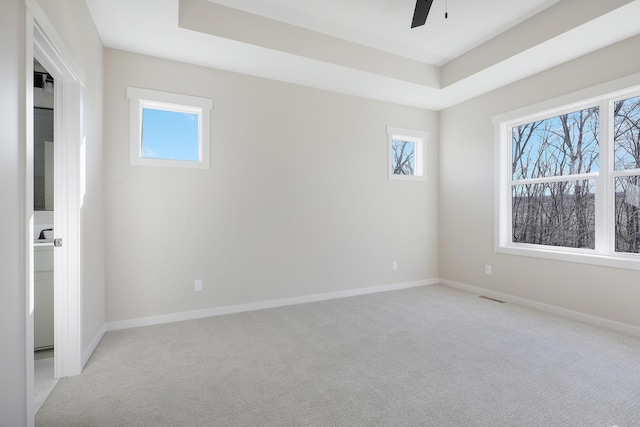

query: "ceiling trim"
(178, 0), (440, 88)
(86, 0), (640, 110)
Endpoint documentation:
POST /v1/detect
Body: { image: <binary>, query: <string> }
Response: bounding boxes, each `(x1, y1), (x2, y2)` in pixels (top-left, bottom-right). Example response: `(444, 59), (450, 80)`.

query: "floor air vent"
(479, 295), (506, 303)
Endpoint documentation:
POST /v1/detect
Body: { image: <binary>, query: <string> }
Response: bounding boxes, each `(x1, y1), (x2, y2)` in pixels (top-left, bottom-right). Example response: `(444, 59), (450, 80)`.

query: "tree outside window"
(392, 139), (416, 176)
(511, 107), (599, 249)
(387, 127), (427, 181)
(498, 89), (640, 265)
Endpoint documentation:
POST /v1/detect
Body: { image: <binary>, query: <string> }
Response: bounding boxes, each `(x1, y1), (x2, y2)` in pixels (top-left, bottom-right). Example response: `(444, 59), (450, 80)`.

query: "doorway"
(26, 3), (84, 423)
(32, 58), (58, 413)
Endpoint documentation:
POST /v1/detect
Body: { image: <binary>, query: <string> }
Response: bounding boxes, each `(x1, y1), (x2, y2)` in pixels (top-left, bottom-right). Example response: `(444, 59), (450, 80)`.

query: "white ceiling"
(85, 0), (640, 110)
(201, 0), (562, 65)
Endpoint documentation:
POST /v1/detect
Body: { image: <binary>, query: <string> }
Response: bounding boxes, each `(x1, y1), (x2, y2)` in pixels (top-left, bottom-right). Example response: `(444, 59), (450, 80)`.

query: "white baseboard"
(107, 279), (438, 332)
(82, 323), (107, 368)
(440, 279), (640, 338)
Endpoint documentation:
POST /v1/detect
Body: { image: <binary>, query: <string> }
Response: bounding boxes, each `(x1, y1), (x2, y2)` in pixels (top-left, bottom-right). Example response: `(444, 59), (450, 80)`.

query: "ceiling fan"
(411, 0), (444, 28)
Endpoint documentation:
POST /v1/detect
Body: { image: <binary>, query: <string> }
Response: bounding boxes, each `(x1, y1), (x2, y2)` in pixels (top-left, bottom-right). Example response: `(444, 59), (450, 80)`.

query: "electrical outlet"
(392, 261), (398, 271)
(194, 279), (202, 292)
(485, 265), (492, 275)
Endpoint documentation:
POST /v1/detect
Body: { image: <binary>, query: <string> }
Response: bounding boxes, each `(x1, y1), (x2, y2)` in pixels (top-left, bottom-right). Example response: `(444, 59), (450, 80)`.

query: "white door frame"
(25, 0), (84, 423)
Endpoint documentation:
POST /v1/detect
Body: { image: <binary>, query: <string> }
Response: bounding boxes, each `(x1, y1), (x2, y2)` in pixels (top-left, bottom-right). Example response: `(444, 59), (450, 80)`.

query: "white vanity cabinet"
(34, 245), (54, 350)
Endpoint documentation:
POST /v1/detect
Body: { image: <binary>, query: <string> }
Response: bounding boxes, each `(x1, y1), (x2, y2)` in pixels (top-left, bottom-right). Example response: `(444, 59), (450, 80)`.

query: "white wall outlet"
(392, 261), (398, 271)
(194, 279), (202, 292)
(485, 265), (492, 275)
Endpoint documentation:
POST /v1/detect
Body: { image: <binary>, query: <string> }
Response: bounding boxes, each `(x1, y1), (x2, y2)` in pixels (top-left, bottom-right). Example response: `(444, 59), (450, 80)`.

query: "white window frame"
(127, 87), (212, 169)
(494, 82), (640, 271)
(387, 126), (427, 181)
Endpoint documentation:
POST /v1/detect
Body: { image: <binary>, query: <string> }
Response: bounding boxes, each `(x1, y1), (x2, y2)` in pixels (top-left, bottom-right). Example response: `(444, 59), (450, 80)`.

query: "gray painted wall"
(439, 34), (640, 329)
(0, 1), (27, 424)
(104, 49), (439, 323)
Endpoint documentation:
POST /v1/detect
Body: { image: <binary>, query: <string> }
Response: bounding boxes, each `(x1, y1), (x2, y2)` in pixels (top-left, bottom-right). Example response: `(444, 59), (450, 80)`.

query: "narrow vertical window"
(387, 126), (427, 181)
(613, 95), (640, 253)
(391, 140), (416, 175)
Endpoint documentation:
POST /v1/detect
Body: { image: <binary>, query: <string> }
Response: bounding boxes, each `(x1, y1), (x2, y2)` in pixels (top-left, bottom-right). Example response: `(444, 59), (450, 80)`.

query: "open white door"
(26, 1), (85, 424)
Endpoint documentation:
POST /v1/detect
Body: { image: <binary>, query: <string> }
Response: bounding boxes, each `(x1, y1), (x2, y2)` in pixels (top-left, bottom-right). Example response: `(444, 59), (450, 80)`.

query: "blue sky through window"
(511, 108), (599, 181)
(392, 139), (415, 175)
(141, 108), (199, 161)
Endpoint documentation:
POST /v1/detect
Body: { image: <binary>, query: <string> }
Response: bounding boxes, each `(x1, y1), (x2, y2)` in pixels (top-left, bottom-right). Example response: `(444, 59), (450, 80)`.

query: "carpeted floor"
(36, 285), (640, 426)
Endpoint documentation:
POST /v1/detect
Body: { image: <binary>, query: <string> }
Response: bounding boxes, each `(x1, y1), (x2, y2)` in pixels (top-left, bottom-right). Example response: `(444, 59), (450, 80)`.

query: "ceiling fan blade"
(411, 0), (434, 28)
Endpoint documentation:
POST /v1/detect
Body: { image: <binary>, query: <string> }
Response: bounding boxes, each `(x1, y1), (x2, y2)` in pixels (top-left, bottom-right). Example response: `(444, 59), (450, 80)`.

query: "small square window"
(141, 108), (199, 161)
(387, 126), (427, 181)
(127, 87), (212, 169)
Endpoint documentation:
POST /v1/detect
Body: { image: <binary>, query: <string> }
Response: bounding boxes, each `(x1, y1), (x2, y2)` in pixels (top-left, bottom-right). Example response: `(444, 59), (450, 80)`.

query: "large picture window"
(496, 88), (640, 269)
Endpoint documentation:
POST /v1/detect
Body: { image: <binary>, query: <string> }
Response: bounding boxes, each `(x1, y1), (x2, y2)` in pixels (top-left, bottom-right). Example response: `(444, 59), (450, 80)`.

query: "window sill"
(388, 174), (427, 182)
(496, 243), (640, 271)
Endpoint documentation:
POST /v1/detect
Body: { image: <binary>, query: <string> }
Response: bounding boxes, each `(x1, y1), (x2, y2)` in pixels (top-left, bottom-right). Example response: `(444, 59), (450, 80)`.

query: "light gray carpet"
(36, 285), (640, 426)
